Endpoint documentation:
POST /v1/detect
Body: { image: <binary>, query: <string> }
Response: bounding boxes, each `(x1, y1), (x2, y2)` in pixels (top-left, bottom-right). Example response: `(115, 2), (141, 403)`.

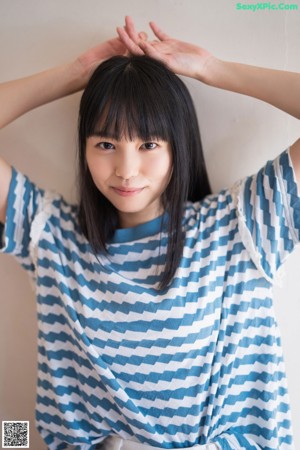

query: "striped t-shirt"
(1, 148), (300, 450)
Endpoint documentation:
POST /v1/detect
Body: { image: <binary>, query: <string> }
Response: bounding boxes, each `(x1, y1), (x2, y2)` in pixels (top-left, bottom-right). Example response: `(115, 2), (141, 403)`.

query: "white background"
(0, 1), (300, 449)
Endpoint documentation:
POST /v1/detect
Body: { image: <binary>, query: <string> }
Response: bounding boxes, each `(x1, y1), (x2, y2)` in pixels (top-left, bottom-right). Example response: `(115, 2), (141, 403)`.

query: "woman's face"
(85, 135), (173, 229)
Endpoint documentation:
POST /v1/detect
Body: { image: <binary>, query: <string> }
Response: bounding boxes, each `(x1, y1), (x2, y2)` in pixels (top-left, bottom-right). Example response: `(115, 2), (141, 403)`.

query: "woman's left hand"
(117, 16), (217, 83)
(76, 23), (148, 84)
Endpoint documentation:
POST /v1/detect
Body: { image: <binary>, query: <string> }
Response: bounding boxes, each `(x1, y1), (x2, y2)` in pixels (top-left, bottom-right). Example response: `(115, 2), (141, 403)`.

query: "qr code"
(2, 421), (29, 448)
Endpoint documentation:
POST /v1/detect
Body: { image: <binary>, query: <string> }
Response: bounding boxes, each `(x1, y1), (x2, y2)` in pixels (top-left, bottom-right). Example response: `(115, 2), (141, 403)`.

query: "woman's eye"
(141, 142), (158, 150)
(96, 142), (115, 150)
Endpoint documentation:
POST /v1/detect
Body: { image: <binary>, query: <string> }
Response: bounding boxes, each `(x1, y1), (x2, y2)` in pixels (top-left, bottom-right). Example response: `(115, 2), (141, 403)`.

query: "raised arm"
(118, 17), (300, 119)
(0, 30), (140, 224)
(201, 57), (300, 182)
(118, 17), (300, 186)
(0, 36), (130, 130)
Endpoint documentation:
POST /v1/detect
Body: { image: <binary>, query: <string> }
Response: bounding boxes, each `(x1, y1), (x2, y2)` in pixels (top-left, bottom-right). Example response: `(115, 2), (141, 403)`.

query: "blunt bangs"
(80, 56), (178, 143)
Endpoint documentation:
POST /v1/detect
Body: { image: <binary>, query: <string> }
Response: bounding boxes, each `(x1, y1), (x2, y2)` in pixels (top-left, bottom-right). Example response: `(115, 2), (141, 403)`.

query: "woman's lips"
(111, 187), (144, 197)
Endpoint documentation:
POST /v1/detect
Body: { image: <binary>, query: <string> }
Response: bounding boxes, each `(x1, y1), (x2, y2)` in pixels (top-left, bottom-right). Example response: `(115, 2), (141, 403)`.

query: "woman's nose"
(115, 151), (139, 180)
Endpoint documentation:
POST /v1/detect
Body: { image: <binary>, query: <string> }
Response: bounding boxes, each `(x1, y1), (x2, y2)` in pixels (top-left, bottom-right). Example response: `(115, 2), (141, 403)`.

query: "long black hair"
(78, 55), (211, 290)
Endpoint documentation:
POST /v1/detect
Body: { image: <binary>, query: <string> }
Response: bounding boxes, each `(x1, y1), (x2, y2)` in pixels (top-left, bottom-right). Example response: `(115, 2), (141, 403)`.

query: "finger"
(116, 26), (144, 55)
(138, 31), (148, 42)
(138, 40), (167, 63)
(149, 21), (170, 41)
(125, 15), (140, 43)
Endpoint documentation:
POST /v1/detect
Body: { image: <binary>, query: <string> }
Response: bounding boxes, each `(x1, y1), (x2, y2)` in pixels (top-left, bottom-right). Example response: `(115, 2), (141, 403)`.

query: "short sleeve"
(231, 148), (300, 284)
(0, 167), (51, 279)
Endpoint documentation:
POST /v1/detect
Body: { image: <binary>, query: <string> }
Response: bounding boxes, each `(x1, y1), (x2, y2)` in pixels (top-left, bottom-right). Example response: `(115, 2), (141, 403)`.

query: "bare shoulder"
(0, 156), (12, 224)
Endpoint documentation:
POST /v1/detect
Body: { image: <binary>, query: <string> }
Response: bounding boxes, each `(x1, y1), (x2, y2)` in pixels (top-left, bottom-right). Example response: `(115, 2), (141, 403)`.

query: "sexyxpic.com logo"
(236, 2), (298, 10)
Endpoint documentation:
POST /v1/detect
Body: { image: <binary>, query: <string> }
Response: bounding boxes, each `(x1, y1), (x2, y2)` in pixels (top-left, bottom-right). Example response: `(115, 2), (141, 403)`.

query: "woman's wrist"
(68, 59), (92, 92)
(49, 58), (96, 95)
(197, 57), (229, 88)
(73, 53), (106, 90)
(197, 58), (253, 97)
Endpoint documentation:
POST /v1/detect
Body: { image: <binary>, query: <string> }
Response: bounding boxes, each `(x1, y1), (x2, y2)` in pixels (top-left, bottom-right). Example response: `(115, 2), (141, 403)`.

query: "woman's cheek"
(89, 155), (113, 182)
(145, 152), (172, 177)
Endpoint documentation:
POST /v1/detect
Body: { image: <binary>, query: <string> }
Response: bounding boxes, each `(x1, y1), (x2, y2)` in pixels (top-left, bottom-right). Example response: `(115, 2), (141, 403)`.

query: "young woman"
(1, 16), (299, 450)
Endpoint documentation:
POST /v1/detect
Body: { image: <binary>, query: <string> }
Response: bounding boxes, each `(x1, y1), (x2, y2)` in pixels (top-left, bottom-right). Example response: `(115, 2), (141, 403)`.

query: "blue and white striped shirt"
(1, 148), (300, 450)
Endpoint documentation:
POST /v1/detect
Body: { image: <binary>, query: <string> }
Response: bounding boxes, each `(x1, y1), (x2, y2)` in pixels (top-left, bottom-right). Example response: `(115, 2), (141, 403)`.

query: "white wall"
(0, 1), (300, 449)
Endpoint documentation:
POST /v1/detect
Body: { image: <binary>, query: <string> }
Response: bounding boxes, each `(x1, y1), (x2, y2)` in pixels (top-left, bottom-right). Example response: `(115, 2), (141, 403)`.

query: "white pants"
(100, 436), (219, 450)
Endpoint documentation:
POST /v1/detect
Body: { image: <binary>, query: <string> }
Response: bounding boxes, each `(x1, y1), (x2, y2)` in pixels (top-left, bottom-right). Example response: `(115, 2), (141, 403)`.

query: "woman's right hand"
(75, 37), (127, 84)
(75, 23), (148, 86)
(0, 18), (149, 130)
